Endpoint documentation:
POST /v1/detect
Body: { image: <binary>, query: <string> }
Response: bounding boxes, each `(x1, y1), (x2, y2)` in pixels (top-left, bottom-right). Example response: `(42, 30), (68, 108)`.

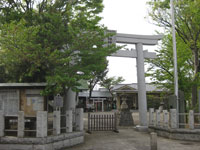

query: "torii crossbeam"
(108, 31), (163, 129)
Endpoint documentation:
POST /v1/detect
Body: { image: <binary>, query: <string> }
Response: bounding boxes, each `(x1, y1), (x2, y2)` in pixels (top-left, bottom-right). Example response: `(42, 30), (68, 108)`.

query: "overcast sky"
(100, 0), (162, 84)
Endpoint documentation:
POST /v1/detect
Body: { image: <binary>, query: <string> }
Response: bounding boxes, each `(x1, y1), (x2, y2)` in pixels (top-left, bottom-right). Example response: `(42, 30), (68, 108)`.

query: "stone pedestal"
(119, 110), (134, 126)
(119, 97), (134, 126)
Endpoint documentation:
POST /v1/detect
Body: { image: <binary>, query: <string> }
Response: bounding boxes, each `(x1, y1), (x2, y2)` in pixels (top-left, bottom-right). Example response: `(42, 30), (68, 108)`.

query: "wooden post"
(114, 113), (118, 133)
(87, 113), (91, 133)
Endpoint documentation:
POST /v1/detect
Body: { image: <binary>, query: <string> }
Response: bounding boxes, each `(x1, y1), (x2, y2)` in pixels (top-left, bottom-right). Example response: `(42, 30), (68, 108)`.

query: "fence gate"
(87, 113), (118, 133)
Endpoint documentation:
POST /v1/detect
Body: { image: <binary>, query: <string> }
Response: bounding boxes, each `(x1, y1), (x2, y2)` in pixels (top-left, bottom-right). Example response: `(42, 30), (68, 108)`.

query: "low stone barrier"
(148, 108), (200, 141)
(0, 108), (84, 150)
(149, 126), (200, 141)
(0, 132), (84, 150)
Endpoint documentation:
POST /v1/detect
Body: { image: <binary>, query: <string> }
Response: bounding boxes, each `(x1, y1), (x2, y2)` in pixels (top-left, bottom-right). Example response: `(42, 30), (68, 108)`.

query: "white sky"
(100, 0), (162, 84)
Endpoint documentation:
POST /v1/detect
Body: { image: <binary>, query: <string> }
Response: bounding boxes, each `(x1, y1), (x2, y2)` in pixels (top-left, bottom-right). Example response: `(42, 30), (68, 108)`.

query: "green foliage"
(147, 0), (200, 107)
(100, 76), (124, 97)
(0, 0), (119, 95)
(146, 33), (194, 104)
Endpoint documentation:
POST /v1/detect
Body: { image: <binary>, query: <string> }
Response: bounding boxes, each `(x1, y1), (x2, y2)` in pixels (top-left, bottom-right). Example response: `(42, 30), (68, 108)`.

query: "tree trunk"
(62, 87), (69, 113)
(61, 87), (69, 127)
(191, 49), (199, 109)
(89, 87), (92, 100)
(192, 84), (198, 108)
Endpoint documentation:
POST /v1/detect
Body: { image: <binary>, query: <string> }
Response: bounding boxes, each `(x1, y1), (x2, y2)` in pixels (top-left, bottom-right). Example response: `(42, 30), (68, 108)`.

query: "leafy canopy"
(0, 0), (119, 94)
(147, 0), (200, 106)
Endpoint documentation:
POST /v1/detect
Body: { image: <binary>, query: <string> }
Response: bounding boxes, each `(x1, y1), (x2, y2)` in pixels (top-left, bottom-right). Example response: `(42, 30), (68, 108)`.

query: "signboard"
(54, 94), (63, 107)
(26, 96), (44, 111)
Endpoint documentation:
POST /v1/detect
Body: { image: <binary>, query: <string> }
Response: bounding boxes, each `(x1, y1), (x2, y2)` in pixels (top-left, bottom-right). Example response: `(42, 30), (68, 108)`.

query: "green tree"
(100, 76), (124, 98)
(146, 34), (193, 105)
(147, 0), (200, 107)
(0, 0), (118, 95)
(88, 67), (108, 100)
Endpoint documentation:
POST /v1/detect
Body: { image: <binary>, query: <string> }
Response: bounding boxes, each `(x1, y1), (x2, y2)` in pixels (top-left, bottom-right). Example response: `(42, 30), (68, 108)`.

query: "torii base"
(135, 125), (148, 132)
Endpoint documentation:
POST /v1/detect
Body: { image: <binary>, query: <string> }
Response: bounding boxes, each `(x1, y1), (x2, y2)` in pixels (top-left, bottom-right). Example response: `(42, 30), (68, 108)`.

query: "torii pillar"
(136, 42), (148, 127)
(110, 32), (163, 128)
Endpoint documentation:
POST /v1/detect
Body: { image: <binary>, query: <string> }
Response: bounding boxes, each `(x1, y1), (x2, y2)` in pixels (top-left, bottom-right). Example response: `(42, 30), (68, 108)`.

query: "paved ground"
(61, 112), (200, 150)
(63, 127), (200, 150)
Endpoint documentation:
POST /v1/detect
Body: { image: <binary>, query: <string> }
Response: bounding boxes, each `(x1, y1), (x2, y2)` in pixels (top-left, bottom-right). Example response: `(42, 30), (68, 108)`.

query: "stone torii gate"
(109, 31), (163, 128)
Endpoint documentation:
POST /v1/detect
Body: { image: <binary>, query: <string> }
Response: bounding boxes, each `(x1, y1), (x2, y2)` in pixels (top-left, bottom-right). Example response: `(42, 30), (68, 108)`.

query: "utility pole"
(170, 0), (179, 114)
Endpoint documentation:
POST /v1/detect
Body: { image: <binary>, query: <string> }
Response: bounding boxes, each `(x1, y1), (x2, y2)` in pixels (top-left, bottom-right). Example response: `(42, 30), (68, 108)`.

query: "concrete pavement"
(62, 127), (200, 150)
(61, 112), (200, 150)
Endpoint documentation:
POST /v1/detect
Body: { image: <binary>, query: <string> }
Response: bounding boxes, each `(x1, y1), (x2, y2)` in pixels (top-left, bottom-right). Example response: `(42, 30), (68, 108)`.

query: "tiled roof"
(112, 83), (163, 92)
(0, 83), (47, 87)
(78, 91), (112, 97)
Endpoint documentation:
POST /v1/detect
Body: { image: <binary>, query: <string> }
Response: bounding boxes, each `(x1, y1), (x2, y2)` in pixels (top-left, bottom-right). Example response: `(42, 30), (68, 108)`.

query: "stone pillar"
(18, 111), (24, 137)
(66, 110), (73, 132)
(150, 132), (157, 150)
(75, 108), (84, 131)
(156, 110), (160, 127)
(170, 109), (178, 129)
(149, 108), (154, 126)
(136, 42), (147, 127)
(66, 88), (76, 111)
(116, 95), (121, 111)
(0, 111), (4, 137)
(53, 111), (60, 135)
(163, 110), (169, 128)
(189, 110), (194, 129)
(37, 111), (47, 137)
